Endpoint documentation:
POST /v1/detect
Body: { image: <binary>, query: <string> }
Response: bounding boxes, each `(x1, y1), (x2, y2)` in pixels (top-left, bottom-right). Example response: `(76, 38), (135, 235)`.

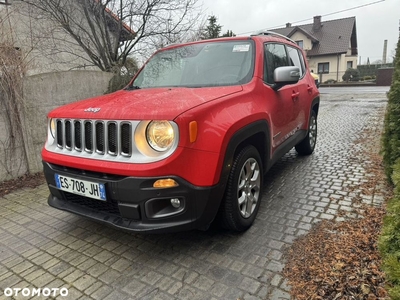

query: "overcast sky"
(201, 0), (399, 64)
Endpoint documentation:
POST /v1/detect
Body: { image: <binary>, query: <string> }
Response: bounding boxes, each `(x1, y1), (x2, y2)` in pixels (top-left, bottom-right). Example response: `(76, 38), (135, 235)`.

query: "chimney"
(286, 23), (291, 28)
(383, 39), (388, 64)
(313, 16), (322, 31)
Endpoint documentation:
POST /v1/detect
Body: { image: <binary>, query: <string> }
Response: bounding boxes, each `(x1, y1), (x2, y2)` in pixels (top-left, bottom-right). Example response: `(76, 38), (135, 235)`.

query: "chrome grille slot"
(121, 123), (131, 156)
(65, 120), (72, 149)
(108, 122), (117, 155)
(74, 121), (82, 151)
(84, 121), (93, 152)
(95, 122), (105, 154)
(56, 120), (63, 147)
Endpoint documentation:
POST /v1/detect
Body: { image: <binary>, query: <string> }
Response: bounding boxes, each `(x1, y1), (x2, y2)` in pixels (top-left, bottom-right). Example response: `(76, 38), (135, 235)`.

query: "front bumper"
(43, 162), (225, 233)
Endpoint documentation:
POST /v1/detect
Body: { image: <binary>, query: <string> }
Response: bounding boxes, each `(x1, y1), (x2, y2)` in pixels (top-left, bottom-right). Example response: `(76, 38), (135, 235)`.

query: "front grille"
(56, 119), (133, 157)
(64, 192), (120, 216)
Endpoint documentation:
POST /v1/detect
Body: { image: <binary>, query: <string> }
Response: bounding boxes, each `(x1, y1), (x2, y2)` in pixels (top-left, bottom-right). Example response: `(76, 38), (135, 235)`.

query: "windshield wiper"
(125, 85), (141, 90)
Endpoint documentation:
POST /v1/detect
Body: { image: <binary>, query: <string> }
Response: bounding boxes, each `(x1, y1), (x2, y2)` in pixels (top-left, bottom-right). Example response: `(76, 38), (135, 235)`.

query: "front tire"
(295, 110), (317, 155)
(219, 145), (263, 232)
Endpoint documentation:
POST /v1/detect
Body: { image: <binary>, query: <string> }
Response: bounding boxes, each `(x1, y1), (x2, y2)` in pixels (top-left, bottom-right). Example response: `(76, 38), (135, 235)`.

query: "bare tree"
(20, 0), (202, 72)
(0, 15), (30, 179)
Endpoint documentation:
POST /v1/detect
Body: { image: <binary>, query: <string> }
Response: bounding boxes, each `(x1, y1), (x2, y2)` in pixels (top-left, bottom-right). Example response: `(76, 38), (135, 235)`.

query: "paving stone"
(270, 288), (291, 300)
(90, 285), (113, 300)
(240, 277), (261, 294)
(72, 274), (98, 290)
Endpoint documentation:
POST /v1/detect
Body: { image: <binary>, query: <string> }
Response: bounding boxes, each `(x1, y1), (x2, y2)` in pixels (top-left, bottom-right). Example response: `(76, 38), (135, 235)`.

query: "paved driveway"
(0, 87), (389, 300)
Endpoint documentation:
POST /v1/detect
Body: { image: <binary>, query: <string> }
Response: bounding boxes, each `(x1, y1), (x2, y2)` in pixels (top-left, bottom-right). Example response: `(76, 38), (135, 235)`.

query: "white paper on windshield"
(232, 44), (250, 52)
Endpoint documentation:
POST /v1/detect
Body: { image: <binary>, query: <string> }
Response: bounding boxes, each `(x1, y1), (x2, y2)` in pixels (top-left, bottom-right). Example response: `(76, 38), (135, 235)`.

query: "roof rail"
(251, 31), (296, 44)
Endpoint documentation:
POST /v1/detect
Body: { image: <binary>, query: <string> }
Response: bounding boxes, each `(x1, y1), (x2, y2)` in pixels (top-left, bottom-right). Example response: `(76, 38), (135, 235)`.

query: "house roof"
(93, 0), (135, 41)
(272, 17), (357, 57)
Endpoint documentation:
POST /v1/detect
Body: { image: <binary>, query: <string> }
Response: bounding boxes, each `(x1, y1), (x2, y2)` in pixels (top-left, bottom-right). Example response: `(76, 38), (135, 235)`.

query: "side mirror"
(273, 66), (300, 90)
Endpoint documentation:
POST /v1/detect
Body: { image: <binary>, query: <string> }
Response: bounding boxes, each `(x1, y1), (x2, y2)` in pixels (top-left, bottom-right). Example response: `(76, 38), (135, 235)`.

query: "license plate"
(54, 174), (106, 201)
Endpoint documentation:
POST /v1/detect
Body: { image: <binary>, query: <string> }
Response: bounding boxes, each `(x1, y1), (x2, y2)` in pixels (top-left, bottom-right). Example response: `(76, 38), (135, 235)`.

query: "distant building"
(272, 16), (358, 83)
(0, 0), (134, 75)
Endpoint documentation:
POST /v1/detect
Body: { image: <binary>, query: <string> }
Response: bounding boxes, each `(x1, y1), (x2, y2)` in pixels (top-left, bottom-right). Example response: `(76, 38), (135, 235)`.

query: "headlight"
(146, 121), (175, 152)
(49, 118), (56, 138)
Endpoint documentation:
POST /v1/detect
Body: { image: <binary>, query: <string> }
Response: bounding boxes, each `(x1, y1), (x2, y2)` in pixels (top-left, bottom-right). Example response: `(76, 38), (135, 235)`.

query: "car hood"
(48, 86), (243, 120)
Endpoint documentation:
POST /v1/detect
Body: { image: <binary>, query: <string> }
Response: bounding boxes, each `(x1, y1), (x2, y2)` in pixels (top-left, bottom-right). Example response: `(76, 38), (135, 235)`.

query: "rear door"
(286, 45), (309, 131)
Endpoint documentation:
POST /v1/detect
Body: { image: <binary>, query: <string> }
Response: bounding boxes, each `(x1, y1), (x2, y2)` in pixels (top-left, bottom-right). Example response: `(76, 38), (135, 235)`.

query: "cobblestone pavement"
(0, 88), (389, 300)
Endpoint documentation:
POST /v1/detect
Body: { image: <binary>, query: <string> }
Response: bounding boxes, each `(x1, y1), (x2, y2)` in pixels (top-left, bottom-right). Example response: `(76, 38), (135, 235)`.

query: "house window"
(318, 62), (329, 74)
(347, 61), (353, 69)
(296, 40), (304, 49)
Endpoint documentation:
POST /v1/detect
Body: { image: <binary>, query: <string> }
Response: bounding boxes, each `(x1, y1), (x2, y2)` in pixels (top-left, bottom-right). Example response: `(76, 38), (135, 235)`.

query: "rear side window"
(287, 46), (305, 76)
(264, 43), (288, 84)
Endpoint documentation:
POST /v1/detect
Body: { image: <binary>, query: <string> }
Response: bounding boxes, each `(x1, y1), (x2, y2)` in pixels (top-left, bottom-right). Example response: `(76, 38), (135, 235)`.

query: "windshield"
(131, 40), (255, 88)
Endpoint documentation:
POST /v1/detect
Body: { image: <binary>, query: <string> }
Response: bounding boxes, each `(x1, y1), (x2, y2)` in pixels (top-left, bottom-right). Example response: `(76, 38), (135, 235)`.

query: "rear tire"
(295, 110), (317, 155)
(219, 145), (263, 232)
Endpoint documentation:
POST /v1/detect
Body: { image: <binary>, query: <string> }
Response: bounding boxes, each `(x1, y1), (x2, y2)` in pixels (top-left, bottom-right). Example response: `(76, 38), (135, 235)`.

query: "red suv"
(42, 32), (320, 233)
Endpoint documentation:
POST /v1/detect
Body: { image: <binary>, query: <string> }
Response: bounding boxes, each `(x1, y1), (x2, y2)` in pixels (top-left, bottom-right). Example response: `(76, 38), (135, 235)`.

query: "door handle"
(291, 91), (300, 100)
(307, 85), (313, 93)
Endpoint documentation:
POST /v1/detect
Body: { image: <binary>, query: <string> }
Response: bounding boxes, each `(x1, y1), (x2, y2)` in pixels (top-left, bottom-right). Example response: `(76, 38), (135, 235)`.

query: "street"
(0, 86), (389, 300)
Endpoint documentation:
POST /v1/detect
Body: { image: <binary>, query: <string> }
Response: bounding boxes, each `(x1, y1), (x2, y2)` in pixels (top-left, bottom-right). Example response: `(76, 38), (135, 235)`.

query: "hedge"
(379, 36), (400, 299)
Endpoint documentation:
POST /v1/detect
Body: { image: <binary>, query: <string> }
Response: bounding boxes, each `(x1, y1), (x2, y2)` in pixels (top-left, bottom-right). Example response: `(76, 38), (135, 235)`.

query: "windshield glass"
(132, 40), (255, 88)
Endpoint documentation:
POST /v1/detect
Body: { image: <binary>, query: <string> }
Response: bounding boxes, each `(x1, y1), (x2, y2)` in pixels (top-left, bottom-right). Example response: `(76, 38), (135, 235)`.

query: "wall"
(0, 70), (113, 181)
(290, 32), (312, 51)
(0, 1), (100, 76)
(376, 68), (394, 86)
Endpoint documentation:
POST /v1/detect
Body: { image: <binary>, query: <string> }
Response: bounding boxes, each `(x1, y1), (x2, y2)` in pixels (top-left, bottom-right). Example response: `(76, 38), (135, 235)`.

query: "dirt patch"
(0, 172), (45, 198)
(283, 111), (392, 299)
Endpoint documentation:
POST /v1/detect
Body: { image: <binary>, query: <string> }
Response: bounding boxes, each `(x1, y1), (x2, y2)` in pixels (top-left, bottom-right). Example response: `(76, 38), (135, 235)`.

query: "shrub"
(379, 160), (400, 299)
(342, 68), (360, 82)
(107, 73), (133, 93)
(364, 75), (372, 80)
(382, 38), (400, 182)
(324, 79), (336, 84)
(106, 57), (139, 94)
(379, 37), (400, 299)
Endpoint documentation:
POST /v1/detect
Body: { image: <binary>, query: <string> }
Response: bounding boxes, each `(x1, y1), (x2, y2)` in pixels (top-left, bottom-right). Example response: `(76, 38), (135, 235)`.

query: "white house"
(272, 16), (358, 82)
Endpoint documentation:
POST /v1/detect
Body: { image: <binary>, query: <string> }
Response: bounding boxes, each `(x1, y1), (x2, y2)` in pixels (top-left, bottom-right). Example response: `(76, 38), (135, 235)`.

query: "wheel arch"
(312, 96), (320, 116)
(219, 120), (270, 190)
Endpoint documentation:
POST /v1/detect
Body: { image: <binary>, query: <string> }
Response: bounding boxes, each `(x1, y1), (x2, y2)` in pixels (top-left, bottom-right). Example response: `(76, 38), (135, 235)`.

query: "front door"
(263, 43), (297, 152)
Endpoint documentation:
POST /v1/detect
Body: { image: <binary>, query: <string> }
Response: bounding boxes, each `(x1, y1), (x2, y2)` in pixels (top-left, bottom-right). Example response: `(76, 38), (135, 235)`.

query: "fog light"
(170, 198), (181, 208)
(153, 178), (178, 188)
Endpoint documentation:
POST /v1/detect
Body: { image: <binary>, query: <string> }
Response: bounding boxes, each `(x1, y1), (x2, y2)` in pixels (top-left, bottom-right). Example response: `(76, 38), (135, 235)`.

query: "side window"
(264, 43), (288, 84)
(287, 46), (305, 76)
